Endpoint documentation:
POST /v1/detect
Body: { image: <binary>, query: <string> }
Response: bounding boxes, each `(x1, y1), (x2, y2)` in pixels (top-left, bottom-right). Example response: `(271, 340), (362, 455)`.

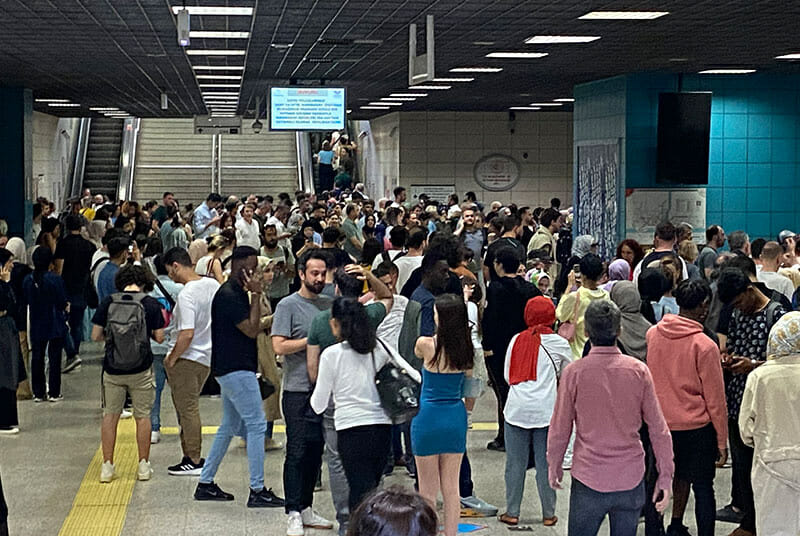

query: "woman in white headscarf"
(739, 311), (800, 535)
(4, 238), (33, 399)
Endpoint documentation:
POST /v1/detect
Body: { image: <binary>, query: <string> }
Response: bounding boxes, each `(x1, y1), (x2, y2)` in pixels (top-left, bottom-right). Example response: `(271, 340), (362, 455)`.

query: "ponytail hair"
(332, 297), (376, 355)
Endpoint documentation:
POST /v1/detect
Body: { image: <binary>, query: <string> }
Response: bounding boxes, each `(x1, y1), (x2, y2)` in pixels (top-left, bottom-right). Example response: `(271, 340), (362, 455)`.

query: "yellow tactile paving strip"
(58, 419), (138, 536)
(157, 422), (500, 435)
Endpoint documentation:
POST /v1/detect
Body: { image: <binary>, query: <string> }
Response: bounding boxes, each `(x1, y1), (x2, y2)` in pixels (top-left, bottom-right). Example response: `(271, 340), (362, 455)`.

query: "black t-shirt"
(484, 237), (526, 281)
(211, 280), (257, 377)
(54, 234), (97, 296)
(92, 293), (165, 374)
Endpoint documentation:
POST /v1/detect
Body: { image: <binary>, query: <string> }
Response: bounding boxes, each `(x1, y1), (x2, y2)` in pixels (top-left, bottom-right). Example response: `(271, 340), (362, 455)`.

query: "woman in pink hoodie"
(646, 279), (728, 536)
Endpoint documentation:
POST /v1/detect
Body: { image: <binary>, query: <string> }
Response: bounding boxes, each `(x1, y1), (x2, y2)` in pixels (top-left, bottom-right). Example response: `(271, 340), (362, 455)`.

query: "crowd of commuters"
(1, 183), (800, 536)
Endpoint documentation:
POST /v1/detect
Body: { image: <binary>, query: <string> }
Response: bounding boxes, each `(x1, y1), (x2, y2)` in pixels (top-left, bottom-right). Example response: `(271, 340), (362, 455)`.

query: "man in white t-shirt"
(266, 205), (292, 250)
(370, 261), (409, 349)
(394, 229), (426, 292)
(163, 247), (221, 476)
(758, 241), (795, 301)
(235, 204), (262, 251)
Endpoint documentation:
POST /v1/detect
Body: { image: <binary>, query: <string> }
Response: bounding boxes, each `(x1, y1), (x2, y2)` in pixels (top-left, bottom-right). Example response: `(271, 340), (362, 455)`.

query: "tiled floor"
(2, 342), (737, 535)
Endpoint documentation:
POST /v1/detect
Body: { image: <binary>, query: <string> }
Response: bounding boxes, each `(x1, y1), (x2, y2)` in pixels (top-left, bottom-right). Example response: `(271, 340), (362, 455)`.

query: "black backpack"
(105, 293), (150, 372)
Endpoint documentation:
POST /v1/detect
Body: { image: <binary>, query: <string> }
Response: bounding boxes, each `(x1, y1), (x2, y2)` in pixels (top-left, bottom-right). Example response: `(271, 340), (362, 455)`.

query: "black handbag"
(372, 339), (421, 424)
(257, 374), (276, 400)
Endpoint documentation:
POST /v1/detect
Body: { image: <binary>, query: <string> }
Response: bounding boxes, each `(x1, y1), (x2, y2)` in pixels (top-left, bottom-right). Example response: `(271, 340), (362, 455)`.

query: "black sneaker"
(487, 439), (505, 452)
(666, 522), (692, 536)
(247, 487), (285, 508)
(715, 504), (744, 524)
(168, 456), (205, 476)
(194, 482), (234, 501)
(63, 356), (82, 373)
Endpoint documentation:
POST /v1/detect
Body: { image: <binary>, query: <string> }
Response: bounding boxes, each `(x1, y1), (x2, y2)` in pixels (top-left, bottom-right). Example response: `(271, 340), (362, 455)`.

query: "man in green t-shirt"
(341, 204), (363, 262)
(306, 264), (393, 534)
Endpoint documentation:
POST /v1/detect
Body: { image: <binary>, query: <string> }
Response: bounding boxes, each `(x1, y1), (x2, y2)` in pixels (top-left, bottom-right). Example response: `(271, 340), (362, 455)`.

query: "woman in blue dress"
(411, 294), (474, 536)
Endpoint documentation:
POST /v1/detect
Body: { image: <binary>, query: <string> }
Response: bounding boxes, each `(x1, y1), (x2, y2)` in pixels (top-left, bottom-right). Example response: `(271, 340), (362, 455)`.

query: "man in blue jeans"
(193, 246), (285, 508)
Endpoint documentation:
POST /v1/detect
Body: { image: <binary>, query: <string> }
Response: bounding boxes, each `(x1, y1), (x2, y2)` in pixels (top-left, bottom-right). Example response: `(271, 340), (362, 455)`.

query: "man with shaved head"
(757, 241), (795, 301)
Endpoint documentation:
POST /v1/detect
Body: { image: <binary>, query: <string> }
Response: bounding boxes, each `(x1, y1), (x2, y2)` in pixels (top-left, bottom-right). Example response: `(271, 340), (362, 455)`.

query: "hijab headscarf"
(4, 237), (26, 265)
(608, 259), (631, 281)
(767, 311), (800, 361)
(508, 296), (555, 385)
(188, 239), (208, 266)
(572, 234), (595, 258)
(610, 281), (652, 361)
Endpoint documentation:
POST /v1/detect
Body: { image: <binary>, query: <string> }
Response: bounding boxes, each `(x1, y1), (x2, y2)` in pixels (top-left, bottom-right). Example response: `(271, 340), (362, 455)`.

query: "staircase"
(82, 118), (123, 200)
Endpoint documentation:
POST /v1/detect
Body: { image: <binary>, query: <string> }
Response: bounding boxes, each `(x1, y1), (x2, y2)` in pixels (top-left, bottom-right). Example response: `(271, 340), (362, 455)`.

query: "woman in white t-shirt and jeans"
(310, 297), (420, 512)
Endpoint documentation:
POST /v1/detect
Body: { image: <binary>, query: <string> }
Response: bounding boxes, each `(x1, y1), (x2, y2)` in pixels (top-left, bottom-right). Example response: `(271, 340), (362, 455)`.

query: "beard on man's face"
(304, 279), (325, 295)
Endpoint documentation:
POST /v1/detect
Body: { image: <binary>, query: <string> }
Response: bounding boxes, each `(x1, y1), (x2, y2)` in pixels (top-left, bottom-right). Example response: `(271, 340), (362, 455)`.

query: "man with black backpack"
(91, 265), (165, 483)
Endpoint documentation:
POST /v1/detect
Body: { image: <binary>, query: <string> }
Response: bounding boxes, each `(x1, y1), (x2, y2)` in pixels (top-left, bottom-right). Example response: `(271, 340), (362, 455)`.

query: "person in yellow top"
(555, 254), (610, 360)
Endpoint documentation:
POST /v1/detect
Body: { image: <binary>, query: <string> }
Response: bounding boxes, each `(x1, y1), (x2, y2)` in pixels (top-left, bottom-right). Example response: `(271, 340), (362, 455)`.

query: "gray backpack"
(105, 293), (150, 372)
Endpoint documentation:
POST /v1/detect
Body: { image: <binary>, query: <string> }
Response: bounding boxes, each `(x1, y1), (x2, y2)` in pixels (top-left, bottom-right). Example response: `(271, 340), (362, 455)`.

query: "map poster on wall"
(625, 188), (706, 246)
(410, 184), (455, 204)
(473, 154), (520, 191)
(576, 143), (619, 260)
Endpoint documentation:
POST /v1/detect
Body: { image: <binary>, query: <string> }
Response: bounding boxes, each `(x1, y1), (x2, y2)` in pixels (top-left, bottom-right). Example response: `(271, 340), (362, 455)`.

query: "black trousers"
(0, 389), (17, 428)
(30, 338), (63, 399)
(672, 423), (718, 536)
(485, 351), (509, 443)
(283, 392), (325, 514)
(729, 416), (755, 531)
(339, 424), (392, 511)
(640, 424), (665, 536)
(65, 294), (86, 359)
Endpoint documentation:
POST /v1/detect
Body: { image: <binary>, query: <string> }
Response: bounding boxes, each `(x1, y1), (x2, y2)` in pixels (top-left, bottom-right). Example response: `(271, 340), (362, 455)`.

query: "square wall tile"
(747, 139), (771, 163)
(772, 188), (795, 213)
(747, 164), (771, 187)
(706, 211), (722, 226)
(723, 139), (747, 162)
(747, 114), (771, 138)
(710, 114), (724, 138)
(772, 163), (797, 187)
(771, 115), (796, 139)
(722, 212), (747, 232)
(706, 188), (723, 212)
(773, 139), (796, 163)
(771, 213), (795, 235)
(723, 164), (747, 187)
(708, 163), (723, 186)
(724, 114), (747, 137)
(748, 213), (771, 239)
(724, 187), (747, 211)
(746, 188), (769, 212)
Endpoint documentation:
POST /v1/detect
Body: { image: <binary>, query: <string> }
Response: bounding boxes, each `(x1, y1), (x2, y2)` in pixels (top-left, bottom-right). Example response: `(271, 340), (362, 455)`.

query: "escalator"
(82, 118), (123, 200)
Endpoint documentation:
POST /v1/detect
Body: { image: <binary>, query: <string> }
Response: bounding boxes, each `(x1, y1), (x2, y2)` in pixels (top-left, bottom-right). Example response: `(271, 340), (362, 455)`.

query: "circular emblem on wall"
(473, 154), (521, 192)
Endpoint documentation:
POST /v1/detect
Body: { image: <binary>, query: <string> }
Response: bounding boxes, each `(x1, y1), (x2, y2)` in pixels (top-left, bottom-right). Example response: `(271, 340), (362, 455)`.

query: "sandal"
(498, 513), (519, 526)
(543, 516), (558, 526)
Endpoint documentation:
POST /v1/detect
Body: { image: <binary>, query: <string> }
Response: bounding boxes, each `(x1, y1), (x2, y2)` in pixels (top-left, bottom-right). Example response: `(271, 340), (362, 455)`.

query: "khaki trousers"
(167, 359), (210, 462)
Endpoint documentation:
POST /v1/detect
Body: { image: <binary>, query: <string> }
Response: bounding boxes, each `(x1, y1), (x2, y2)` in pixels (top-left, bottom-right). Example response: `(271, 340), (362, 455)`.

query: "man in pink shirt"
(647, 279), (728, 536)
(548, 300), (674, 536)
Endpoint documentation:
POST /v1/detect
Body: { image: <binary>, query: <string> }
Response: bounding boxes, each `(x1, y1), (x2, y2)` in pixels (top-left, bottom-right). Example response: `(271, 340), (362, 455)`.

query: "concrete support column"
(0, 87), (33, 239)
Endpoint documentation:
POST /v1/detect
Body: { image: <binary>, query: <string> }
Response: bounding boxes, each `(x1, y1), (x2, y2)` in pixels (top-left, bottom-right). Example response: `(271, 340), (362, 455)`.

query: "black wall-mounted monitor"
(656, 92), (712, 185)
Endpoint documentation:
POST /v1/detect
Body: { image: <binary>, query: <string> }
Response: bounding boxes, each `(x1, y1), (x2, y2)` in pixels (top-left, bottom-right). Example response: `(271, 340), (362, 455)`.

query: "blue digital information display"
(269, 87), (346, 131)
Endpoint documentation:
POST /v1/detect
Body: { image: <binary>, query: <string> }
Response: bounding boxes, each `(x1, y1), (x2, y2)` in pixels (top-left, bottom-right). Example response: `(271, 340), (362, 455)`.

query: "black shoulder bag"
(371, 338), (421, 424)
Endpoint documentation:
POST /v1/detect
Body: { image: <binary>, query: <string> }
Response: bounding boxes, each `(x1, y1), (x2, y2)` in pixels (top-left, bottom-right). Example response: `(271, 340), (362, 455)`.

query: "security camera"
(252, 119), (263, 134)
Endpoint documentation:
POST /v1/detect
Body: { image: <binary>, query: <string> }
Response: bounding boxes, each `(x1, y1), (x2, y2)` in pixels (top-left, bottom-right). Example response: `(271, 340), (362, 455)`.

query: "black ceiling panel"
(1, 0), (799, 119)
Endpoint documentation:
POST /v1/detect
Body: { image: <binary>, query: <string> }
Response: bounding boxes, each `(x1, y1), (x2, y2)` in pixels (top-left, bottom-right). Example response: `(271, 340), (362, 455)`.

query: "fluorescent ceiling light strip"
(347, 109), (352, 113)
(775, 54), (800, 60)
(486, 52), (548, 59)
(525, 35), (601, 44)
(48, 103), (81, 107)
(390, 93), (428, 97)
(186, 50), (246, 56)
(509, 107), (542, 111)
(196, 75), (242, 80)
(189, 31), (250, 39)
(698, 69), (756, 74)
(432, 77), (475, 82)
(89, 107), (119, 111)
(449, 67), (503, 73)
(408, 85), (451, 90)
(36, 98), (70, 103)
(529, 103), (563, 106)
(369, 101), (402, 106)
(192, 65), (245, 71)
(202, 92), (239, 96)
(199, 84), (241, 88)
(361, 106), (390, 110)
(380, 97), (416, 101)
(554, 98), (575, 102)
(171, 6), (253, 15)
(578, 11), (668, 20)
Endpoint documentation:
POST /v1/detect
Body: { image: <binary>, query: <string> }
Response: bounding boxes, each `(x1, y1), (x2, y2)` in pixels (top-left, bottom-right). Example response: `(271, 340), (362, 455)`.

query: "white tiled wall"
(32, 111), (76, 206)
(396, 111), (573, 208)
(368, 112), (400, 200)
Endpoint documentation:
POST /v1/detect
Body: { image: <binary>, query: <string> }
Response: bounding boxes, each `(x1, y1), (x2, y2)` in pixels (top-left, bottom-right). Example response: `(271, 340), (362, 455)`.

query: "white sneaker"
(301, 507), (333, 529)
(100, 461), (116, 483)
(150, 431), (161, 444)
(287, 511), (304, 536)
(121, 409), (133, 419)
(137, 459), (153, 481)
(0, 427), (19, 435)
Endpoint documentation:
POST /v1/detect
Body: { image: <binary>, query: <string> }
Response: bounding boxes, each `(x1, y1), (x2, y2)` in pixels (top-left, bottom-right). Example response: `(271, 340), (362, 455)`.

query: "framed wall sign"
(473, 154), (520, 191)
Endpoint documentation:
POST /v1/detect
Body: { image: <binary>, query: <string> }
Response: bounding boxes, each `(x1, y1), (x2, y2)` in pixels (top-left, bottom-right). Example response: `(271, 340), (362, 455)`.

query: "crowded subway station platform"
(2, 2), (800, 536)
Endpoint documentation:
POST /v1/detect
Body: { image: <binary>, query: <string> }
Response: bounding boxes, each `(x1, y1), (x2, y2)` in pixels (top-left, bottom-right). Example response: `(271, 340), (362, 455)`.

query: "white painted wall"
(32, 112), (77, 207)
(396, 111), (573, 208)
(365, 113), (400, 201)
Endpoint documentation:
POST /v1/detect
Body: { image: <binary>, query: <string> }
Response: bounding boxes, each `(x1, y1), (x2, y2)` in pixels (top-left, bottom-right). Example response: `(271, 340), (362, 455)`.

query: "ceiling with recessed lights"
(2, 0), (800, 120)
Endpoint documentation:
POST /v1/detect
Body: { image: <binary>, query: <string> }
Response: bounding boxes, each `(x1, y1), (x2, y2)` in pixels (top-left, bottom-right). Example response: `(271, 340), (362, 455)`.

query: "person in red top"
(646, 279), (728, 536)
(547, 300), (674, 536)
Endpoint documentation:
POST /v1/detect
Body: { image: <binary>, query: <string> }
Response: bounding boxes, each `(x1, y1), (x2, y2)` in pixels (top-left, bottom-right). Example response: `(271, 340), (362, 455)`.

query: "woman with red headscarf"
(499, 296), (573, 527)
